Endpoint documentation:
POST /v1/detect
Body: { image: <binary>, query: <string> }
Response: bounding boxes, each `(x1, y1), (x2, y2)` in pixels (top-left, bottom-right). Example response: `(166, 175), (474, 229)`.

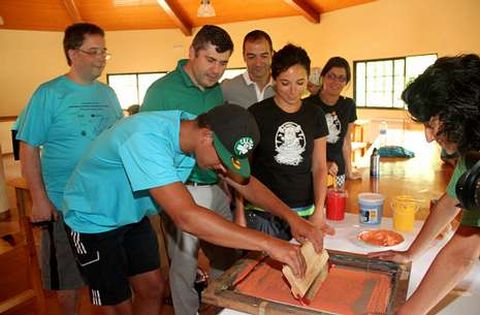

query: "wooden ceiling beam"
(284, 0), (320, 23)
(156, 0), (192, 36)
(62, 0), (83, 23)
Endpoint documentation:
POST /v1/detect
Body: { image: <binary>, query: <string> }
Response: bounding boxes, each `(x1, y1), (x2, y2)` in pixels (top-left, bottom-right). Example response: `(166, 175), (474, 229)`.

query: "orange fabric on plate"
(358, 229), (404, 247)
(234, 258), (391, 315)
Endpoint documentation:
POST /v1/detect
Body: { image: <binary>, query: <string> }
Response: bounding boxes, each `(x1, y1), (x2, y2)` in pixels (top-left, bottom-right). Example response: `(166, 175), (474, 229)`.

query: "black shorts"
(65, 217), (160, 306)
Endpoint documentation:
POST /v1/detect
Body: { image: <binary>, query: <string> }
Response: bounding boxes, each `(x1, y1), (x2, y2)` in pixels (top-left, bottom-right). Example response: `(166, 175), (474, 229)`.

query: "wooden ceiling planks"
(0, 0), (375, 32)
(77, 0), (175, 30)
(62, 0), (82, 23)
(0, 0), (72, 31)
(284, 0), (320, 23)
(156, 0), (192, 36)
(310, 0), (375, 13)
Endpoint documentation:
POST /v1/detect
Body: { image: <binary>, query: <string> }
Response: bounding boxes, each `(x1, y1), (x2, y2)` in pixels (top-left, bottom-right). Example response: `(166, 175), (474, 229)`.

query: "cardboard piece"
(282, 242), (329, 299)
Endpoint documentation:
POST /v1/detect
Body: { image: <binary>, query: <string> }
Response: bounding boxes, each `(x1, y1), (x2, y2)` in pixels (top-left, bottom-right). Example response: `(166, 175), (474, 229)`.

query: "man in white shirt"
(221, 30), (275, 108)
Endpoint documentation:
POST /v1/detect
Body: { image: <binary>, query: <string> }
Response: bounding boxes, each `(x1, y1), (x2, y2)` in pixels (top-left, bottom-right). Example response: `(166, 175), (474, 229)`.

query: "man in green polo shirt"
(142, 25), (329, 315)
(141, 25), (234, 315)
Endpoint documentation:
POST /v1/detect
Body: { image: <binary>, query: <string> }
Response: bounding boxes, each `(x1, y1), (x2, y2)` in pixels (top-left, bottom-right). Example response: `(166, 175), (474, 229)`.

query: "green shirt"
(141, 59), (224, 184)
(446, 157), (480, 227)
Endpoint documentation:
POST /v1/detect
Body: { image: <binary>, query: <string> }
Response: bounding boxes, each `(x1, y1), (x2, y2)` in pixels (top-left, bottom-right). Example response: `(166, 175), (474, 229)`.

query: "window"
(220, 68), (245, 81)
(354, 54), (437, 108)
(107, 72), (167, 109)
(108, 68), (246, 109)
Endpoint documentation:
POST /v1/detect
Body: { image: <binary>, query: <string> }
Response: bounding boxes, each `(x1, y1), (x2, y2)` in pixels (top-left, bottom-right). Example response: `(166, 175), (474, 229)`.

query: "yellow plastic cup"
(392, 195), (418, 232)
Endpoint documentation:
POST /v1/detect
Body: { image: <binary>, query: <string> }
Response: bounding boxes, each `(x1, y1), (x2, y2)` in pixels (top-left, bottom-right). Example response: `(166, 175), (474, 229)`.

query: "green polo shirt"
(141, 59), (224, 184)
(446, 157), (480, 227)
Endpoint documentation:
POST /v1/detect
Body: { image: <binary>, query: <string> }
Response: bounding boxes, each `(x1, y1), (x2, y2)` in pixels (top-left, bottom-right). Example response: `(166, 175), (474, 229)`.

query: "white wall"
(1, 0), (479, 150)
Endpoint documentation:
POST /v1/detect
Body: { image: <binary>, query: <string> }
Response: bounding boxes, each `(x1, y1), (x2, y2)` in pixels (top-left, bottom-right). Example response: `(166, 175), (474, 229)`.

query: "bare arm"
(343, 122), (361, 180)
(406, 194), (461, 258)
(225, 175), (326, 252)
(233, 192), (246, 227)
(370, 193), (460, 263)
(397, 226), (480, 315)
(20, 141), (58, 222)
(309, 137), (328, 225)
(150, 182), (307, 277)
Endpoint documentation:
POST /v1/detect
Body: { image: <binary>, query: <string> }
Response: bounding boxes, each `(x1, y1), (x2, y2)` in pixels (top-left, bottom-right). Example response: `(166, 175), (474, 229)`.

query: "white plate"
(353, 229), (405, 250)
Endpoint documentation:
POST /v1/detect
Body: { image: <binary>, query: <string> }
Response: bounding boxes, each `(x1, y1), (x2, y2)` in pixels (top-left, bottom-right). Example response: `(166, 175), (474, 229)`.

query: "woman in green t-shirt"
(371, 54), (480, 315)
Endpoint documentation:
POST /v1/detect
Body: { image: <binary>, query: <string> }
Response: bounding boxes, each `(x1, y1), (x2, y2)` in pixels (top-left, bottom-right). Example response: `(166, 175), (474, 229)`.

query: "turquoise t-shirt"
(63, 111), (196, 233)
(141, 59), (224, 184)
(446, 157), (480, 227)
(16, 75), (123, 208)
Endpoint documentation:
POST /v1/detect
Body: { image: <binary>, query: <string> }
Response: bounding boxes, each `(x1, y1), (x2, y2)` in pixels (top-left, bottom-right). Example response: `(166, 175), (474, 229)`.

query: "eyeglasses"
(77, 48), (112, 60)
(325, 72), (347, 83)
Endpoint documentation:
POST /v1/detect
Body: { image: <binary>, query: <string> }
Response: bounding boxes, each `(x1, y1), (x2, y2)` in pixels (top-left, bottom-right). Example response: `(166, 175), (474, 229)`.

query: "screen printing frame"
(202, 250), (411, 315)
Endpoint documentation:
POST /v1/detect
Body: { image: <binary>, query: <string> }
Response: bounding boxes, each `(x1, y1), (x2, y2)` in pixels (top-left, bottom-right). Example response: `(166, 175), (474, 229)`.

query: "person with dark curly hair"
(371, 54), (480, 314)
(237, 44), (334, 240)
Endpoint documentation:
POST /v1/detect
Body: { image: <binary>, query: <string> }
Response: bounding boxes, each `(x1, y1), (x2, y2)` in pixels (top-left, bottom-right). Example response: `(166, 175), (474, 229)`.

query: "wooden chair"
(0, 178), (46, 314)
(351, 120), (369, 163)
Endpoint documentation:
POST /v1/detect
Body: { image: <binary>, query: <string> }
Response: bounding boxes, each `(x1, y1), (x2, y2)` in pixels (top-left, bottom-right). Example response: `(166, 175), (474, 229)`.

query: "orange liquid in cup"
(326, 189), (346, 220)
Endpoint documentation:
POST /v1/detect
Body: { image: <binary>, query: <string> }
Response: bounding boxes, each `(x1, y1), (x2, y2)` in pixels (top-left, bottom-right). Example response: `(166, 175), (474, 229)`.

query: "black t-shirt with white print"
(304, 95), (357, 176)
(248, 97), (328, 208)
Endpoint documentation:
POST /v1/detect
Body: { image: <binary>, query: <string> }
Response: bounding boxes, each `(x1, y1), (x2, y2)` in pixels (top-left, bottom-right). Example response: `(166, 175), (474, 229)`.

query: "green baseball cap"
(204, 103), (260, 178)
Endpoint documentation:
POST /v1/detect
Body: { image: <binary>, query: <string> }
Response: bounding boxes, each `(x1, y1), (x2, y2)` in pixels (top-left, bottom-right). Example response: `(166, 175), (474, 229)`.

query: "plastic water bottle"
(379, 121), (388, 147)
(370, 148), (380, 177)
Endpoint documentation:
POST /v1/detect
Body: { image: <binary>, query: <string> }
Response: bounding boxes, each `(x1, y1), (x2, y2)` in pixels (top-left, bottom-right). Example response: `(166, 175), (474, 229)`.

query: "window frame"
(353, 53), (437, 109)
(107, 71), (168, 109)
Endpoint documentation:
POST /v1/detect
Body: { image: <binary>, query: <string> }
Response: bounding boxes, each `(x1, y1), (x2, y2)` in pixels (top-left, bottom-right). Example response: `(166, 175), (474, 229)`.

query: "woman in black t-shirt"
(235, 44), (332, 241)
(305, 57), (361, 188)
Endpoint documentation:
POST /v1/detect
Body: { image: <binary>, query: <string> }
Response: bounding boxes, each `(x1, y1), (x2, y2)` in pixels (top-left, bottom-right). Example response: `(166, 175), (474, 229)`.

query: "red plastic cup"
(326, 189), (347, 220)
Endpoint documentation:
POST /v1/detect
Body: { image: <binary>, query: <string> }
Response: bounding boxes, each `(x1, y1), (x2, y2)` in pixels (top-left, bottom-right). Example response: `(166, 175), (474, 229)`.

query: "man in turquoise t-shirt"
(63, 104), (326, 314)
(371, 54), (480, 314)
(15, 23), (123, 315)
(141, 25), (236, 314)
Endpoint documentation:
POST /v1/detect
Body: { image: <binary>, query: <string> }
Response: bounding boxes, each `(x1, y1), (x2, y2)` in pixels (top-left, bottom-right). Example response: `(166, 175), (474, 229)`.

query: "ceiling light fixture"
(197, 0), (216, 18)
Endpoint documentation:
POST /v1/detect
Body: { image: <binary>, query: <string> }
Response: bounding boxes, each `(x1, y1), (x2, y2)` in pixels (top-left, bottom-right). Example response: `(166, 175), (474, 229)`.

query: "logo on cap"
(231, 157), (242, 170)
(234, 137), (254, 156)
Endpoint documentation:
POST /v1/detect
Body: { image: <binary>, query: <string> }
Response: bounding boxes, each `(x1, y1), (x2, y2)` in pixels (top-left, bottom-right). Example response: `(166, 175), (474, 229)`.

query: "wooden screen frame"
(203, 250), (411, 315)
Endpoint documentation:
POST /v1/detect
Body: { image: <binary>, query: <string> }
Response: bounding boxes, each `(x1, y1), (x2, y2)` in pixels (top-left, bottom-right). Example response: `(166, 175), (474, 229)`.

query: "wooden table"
(219, 213), (480, 315)
(345, 130), (453, 220)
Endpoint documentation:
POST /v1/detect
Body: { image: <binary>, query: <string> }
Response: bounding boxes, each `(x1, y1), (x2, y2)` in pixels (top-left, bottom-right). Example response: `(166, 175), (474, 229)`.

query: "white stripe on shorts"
(91, 289), (102, 305)
(70, 230), (86, 255)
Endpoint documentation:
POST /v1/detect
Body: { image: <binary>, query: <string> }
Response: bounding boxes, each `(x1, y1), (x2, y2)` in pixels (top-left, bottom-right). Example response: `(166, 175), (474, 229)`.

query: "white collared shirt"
(242, 71), (274, 102)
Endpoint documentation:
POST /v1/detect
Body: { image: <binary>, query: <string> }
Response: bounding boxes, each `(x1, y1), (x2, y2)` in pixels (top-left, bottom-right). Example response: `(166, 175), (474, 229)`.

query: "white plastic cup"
(358, 192), (385, 225)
